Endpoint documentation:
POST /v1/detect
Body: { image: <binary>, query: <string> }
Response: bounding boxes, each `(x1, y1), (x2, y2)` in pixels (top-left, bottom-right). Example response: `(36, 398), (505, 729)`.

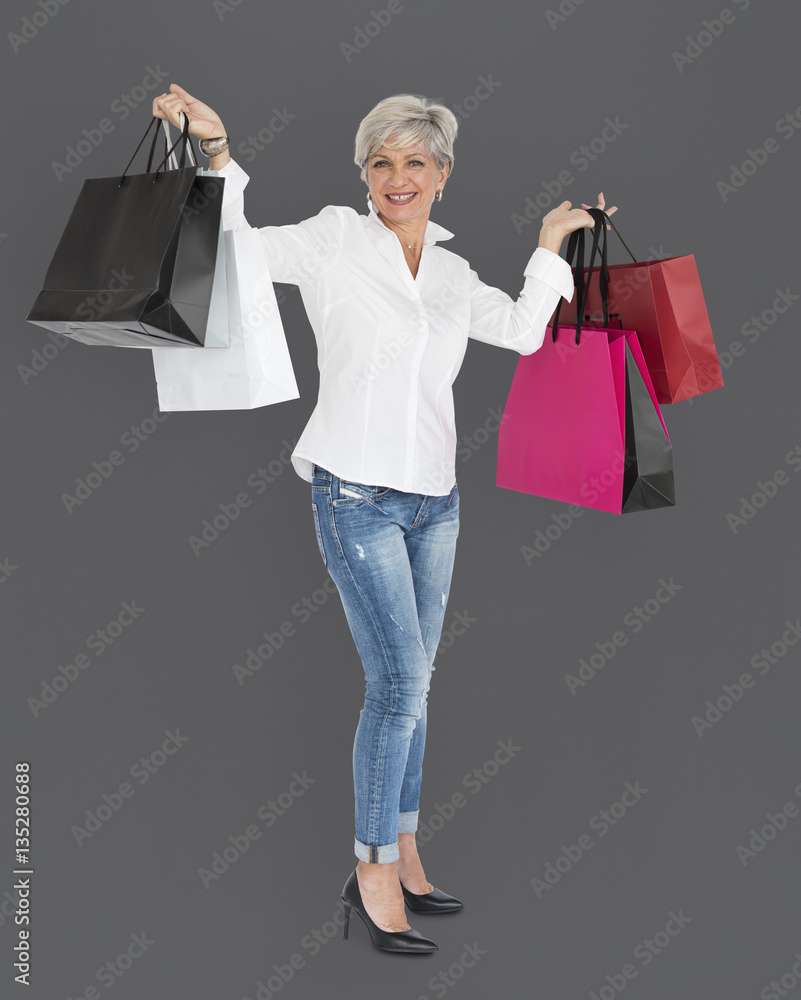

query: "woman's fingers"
(168, 82), (197, 107)
(580, 199), (619, 228)
(153, 93), (187, 127)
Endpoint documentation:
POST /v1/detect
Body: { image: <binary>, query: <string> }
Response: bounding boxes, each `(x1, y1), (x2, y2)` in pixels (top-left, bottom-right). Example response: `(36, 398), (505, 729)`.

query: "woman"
(154, 84), (617, 954)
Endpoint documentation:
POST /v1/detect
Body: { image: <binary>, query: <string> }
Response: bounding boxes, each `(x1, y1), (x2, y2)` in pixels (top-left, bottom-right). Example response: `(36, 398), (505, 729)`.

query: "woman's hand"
(151, 83), (226, 141)
(542, 193), (618, 238)
(537, 193), (618, 253)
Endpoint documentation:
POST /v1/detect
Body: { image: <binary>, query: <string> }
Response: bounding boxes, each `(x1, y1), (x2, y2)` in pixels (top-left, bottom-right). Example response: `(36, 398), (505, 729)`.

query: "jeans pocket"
(338, 479), (393, 502)
(311, 502), (327, 567)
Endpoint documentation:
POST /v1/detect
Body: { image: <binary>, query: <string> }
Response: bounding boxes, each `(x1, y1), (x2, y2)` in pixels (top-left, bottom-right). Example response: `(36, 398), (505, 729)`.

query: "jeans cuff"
(397, 810), (419, 834)
(354, 837), (399, 864)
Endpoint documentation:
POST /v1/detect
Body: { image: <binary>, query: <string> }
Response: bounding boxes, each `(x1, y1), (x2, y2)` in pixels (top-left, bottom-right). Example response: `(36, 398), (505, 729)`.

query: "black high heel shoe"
(401, 882), (463, 913)
(341, 870), (438, 953)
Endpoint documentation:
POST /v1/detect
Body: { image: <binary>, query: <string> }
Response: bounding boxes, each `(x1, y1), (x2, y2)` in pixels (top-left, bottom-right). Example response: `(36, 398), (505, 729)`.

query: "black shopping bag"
(26, 114), (225, 347)
(621, 340), (676, 512)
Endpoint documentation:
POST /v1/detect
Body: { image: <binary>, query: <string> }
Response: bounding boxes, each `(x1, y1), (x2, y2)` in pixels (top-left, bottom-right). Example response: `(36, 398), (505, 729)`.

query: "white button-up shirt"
(215, 156), (574, 495)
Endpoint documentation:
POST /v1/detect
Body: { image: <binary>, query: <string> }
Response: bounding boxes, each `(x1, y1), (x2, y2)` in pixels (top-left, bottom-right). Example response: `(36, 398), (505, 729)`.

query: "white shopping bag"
(150, 225), (300, 410)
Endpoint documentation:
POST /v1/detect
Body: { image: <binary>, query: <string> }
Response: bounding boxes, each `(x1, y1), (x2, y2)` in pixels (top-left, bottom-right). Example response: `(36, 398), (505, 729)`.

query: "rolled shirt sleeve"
(468, 246), (575, 355)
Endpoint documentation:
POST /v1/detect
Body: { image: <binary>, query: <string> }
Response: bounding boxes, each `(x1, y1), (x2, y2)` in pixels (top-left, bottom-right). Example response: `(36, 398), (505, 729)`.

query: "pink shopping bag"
(496, 323), (675, 514)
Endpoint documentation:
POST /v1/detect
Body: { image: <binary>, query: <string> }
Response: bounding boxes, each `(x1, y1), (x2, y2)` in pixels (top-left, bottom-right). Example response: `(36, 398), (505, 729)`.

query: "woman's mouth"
(386, 193), (417, 204)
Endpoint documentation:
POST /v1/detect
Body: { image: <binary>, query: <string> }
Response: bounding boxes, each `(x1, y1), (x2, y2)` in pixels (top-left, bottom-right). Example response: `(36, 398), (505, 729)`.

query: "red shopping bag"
(552, 214), (723, 404)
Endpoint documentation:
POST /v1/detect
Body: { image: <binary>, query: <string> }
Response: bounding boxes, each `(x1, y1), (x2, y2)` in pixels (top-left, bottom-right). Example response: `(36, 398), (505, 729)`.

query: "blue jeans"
(310, 464), (460, 864)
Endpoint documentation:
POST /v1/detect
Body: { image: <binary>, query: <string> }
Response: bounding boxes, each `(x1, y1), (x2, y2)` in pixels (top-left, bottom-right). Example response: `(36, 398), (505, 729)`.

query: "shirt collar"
(366, 197), (455, 245)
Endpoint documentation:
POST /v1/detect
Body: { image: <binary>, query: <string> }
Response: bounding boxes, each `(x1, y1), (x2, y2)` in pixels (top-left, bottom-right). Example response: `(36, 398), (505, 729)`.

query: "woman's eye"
(373, 160), (424, 167)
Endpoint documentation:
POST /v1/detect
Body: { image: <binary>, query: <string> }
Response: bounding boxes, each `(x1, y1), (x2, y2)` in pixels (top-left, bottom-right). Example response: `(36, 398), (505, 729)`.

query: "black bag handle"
(550, 209), (639, 345)
(118, 114), (198, 187)
(552, 207), (608, 345)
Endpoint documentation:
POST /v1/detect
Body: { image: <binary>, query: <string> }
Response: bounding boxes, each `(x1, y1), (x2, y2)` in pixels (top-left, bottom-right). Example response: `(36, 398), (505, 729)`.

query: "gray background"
(3, 0), (799, 996)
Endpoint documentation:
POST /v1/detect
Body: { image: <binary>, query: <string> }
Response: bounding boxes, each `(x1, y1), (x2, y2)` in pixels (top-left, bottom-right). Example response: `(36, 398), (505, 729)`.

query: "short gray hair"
(354, 93), (458, 186)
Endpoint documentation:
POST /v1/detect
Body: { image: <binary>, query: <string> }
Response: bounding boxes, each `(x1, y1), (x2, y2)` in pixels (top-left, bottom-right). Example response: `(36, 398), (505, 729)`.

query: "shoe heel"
(342, 899), (352, 940)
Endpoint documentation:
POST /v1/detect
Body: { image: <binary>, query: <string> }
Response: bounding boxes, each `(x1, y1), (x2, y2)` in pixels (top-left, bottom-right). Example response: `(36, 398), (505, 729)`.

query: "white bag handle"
(160, 112), (197, 169)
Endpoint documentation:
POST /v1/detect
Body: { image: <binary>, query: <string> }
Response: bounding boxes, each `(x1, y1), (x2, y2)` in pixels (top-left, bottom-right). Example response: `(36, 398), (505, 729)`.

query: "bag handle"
(118, 113), (199, 186)
(549, 209), (640, 345)
(160, 114), (197, 169)
(159, 119), (179, 172)
(551, 207), (609, 345)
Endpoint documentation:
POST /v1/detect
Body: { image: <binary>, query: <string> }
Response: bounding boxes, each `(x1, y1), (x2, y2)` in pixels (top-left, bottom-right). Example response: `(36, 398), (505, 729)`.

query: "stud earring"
(435, 190), (442, 202)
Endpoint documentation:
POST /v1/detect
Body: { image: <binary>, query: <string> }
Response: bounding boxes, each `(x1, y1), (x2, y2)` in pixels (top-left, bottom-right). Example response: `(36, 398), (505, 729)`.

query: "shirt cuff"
(523, 247), (574, 302)
(210, 156), (250, 190)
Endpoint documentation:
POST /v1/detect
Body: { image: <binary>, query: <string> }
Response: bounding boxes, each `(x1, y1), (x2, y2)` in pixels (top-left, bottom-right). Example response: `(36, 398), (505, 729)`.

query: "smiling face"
(366, 140), (450, 229)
